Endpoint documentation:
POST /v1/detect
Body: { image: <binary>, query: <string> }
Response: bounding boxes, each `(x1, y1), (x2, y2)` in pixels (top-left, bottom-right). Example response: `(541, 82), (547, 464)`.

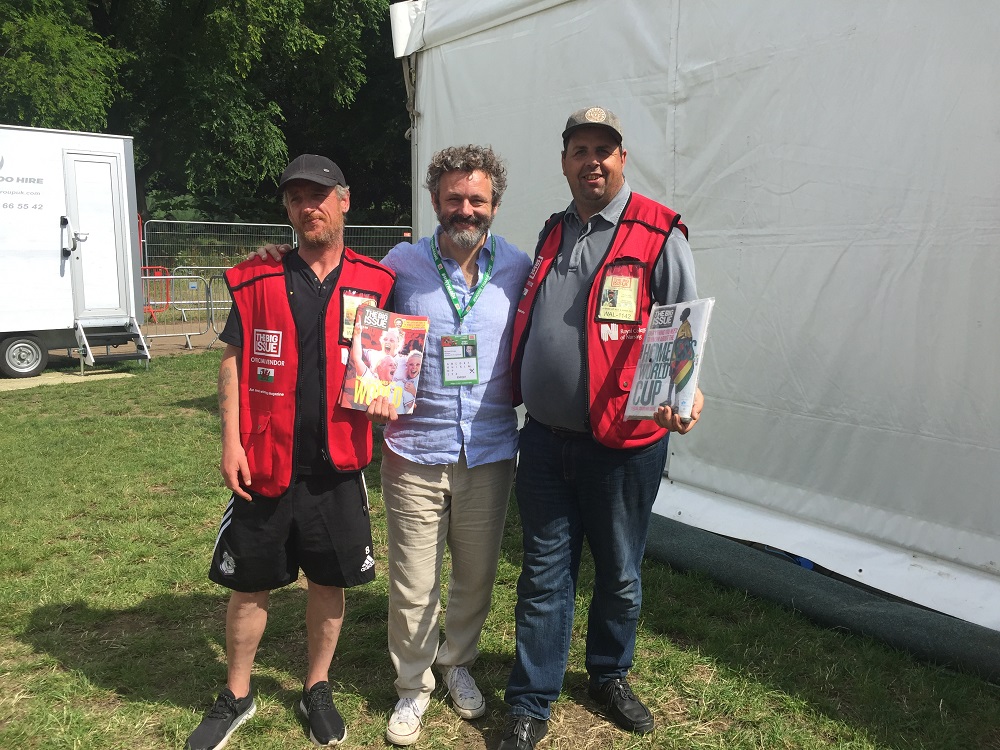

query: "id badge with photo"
(340, 289), (380, 343)
(441, 334), (479, 386)
(596, 262), (643, 323)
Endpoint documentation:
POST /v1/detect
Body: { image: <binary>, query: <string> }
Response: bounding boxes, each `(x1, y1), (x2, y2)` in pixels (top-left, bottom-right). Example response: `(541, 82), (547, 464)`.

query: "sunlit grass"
(1, 352), (998, 749)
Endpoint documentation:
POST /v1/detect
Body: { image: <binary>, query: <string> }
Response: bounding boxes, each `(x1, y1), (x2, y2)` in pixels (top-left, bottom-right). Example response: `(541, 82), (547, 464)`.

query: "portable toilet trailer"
(0, 124), (149, 377)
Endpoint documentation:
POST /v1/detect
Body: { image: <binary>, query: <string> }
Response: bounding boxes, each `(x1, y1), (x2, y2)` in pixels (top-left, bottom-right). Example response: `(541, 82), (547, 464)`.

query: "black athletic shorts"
(209, 471), (376, 592)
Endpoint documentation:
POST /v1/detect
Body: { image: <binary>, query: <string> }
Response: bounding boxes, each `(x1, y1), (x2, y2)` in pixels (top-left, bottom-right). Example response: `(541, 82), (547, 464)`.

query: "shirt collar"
(564, 180), (632, 228)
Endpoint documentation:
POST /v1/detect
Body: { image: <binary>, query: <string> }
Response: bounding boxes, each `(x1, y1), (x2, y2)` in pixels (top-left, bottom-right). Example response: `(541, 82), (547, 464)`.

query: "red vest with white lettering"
(225, 251), (395, 497)
(511, 192), (688, 449)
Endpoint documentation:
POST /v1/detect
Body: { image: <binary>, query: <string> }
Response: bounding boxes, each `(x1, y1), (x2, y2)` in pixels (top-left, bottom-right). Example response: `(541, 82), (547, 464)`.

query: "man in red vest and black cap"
(186, 154), (395, 750)
(500, 107), (705, 749)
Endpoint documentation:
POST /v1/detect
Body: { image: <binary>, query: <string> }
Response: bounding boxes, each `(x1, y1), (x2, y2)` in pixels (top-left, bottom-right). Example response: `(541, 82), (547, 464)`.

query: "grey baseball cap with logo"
(277, 154), (347, 192)
(561, 106), (624, 145)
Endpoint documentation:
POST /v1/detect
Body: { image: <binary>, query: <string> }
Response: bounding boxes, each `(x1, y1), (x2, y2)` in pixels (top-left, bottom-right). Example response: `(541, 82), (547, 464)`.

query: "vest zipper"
(317, 283), (334, 471)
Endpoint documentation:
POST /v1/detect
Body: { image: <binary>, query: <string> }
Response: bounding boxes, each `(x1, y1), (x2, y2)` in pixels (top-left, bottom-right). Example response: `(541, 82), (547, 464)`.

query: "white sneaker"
(386, 697), (426, 746)
(444, 666), (485, 720)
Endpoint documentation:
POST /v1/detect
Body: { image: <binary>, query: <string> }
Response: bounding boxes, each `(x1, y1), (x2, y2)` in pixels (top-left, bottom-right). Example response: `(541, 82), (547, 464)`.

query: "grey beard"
(299, 226), (343, 252)
(443, 224), (488, 250)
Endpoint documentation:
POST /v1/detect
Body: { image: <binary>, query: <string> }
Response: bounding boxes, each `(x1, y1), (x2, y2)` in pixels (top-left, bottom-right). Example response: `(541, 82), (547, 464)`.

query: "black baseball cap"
(277, 154), (347, 192)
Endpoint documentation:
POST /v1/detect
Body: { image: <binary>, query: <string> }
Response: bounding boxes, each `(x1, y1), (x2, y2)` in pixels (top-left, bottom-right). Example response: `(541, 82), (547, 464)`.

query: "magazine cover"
(340, 304), (429, 415)
(624, 297), (715, 423)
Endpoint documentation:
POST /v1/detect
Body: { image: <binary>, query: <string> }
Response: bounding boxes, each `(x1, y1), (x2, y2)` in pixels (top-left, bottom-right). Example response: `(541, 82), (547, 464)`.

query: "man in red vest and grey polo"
(500, 107), (705, 749)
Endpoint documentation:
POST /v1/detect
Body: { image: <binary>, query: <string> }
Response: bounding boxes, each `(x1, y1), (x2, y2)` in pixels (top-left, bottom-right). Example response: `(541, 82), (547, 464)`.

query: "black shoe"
(298, 681), (347, 746)
(185, 688), (256, 750)
(588, 677), (654, 734)
(498, 715), (548, 750)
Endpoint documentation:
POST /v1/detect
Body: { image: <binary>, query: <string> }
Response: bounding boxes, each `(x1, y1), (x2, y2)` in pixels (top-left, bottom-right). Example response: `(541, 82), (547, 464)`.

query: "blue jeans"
(504, 418), (668, 720)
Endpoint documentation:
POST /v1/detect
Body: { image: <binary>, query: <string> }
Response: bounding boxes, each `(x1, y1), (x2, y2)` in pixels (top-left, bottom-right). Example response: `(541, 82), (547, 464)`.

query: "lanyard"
(430, 233), (495, 323)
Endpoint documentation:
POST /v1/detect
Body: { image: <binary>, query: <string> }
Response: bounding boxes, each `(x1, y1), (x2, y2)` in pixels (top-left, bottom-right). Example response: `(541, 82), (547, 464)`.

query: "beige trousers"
(381, 445), (514, 700)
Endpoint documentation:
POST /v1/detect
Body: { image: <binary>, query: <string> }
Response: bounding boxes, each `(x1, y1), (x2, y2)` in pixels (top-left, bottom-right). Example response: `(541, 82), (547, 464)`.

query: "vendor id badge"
(596, 262), (642, 323)
(340, 289), (380, 343)
(441, 334), (479, 386)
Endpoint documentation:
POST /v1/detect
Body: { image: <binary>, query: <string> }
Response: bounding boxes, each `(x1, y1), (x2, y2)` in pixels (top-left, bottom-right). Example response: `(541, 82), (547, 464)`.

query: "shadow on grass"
(493, 501), (1000, 750)
(174, 395), (219, 415)
(638, 558), (1000, 750)
(19, 586), (392, 714)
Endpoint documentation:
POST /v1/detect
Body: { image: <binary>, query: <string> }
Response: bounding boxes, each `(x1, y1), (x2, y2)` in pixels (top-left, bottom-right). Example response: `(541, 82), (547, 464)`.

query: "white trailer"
(390, 0), (1000, 631)
(0, 125), (149, 377)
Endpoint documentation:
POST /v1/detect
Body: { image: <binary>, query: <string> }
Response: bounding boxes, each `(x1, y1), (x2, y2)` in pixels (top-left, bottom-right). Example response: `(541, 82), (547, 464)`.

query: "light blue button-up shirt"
(380, 229), (531, 468)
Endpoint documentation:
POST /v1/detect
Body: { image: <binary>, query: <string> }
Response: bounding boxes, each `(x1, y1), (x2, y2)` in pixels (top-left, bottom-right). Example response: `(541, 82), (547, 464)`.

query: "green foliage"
(274, 11), (412, 225)
(144, 191), (209, 222)
(0, 0), (407, 223)
(106, 0), (381, 216)
(0, 0), (125, 130)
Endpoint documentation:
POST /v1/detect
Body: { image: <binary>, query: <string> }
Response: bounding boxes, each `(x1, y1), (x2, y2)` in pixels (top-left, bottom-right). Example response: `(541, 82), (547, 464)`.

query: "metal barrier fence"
(142, 220), (296, 270)
(139, 221), (412, 349)
(344, 225), (412, 259)
(141, 274), (213, 349)
(172, 267), (231, 320)
(208, 275), (230, 335)
(142, 220), (412, 267)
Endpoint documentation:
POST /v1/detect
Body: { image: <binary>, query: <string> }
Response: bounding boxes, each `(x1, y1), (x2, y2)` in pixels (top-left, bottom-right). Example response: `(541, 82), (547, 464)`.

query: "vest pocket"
(241, 410), (273, 479)
(616, 364), (636, 393)
(608, 365), (635, 424)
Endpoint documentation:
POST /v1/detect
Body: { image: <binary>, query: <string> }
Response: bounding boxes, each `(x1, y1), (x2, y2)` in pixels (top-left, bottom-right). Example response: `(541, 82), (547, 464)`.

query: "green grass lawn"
(1, 352), (998, 749)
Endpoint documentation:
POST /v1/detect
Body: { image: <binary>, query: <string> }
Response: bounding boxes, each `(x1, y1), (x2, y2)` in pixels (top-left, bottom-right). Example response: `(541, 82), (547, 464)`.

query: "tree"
(0, 0), (409, 223)
(103, 0), (391, 218)
(0, 0), (124, 131)
(270, 11), (412, 225)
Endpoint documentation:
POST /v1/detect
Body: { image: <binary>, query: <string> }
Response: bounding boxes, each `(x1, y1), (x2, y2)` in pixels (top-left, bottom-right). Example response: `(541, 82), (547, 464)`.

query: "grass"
(0, 351), (998, 749)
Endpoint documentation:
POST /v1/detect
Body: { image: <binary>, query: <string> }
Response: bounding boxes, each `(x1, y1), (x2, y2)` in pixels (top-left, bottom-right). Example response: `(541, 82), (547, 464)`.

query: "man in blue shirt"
(365, 145), (531, 746)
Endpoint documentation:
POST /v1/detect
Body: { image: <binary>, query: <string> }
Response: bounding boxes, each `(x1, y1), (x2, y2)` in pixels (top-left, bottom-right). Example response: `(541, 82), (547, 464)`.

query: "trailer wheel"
(0, 335), (49, 378)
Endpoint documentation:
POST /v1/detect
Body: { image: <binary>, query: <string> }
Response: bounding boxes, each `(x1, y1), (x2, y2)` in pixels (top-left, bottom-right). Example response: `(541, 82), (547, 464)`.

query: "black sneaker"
(185, 688), (256, 750)
(497, 715), (548, 750)
(588, 677), (654, 734)
(298, 681), (347, 746)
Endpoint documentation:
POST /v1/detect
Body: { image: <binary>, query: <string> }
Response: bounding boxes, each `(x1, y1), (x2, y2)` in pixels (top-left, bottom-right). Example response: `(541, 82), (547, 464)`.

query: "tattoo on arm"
(218, 364), (233, 435)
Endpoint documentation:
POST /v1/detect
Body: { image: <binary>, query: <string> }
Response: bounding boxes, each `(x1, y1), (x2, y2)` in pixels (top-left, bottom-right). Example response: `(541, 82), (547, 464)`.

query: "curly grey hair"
(424, 145), (507, 207)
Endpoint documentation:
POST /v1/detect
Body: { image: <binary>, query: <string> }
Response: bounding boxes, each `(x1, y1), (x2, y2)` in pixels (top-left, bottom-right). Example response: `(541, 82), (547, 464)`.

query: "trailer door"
(62, 152), (130, 323)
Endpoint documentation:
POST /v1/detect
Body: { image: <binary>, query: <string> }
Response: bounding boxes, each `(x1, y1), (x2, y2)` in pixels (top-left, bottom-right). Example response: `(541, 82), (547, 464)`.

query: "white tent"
(390, 0), (1000, 631)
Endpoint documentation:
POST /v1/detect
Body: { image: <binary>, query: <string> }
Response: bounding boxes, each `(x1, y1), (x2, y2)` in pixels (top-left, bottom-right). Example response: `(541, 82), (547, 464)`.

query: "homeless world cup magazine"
(340, 304), (429, 415)
(624, 297), (715, 423)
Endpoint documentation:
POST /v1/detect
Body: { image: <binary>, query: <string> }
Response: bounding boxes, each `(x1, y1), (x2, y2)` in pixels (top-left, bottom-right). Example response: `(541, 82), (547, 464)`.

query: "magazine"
(339, 304), (429, 415)
(624, 297), (715, 423)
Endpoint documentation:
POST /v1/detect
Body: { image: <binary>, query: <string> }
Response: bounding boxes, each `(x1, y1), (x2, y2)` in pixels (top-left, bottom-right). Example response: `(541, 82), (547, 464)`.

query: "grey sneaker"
(385, 696), (427, 746)
(444, 666), (485, 719)
(185, 688), (256, 750)
(298, 681), (346, 746)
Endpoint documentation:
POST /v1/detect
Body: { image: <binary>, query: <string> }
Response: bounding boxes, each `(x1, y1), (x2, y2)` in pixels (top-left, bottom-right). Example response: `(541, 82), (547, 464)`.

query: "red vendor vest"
(511, 192), (688, 449)
(225, 250), (395, 497)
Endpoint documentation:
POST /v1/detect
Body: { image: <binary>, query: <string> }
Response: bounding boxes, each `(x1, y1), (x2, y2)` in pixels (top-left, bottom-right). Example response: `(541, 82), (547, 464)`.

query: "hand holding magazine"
(340, 304), (429, 415)
(624, 297), (715, 423)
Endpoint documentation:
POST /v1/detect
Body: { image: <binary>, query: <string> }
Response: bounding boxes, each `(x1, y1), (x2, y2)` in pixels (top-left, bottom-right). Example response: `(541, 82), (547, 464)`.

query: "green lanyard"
(430, 233), (495, 323)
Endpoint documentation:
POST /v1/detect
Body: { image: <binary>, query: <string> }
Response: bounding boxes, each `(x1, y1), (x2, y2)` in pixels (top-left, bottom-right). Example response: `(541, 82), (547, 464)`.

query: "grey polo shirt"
(519, 182), (697, 432)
